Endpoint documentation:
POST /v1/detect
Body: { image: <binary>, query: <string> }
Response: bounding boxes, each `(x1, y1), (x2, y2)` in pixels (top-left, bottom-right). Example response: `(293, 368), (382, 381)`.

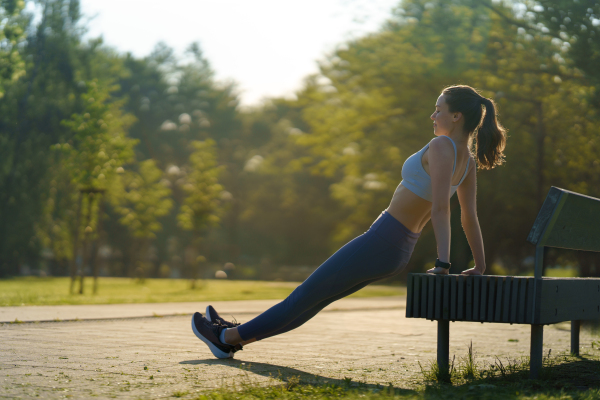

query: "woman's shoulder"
(428, 136), (456, 156)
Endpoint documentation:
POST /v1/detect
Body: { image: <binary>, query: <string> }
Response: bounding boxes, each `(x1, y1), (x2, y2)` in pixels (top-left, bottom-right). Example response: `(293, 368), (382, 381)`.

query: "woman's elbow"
(431, 205), (450, 218)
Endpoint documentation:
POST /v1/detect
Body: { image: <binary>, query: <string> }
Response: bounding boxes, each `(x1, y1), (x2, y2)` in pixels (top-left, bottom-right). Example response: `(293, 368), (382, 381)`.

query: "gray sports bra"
(396, 135), (470, 202)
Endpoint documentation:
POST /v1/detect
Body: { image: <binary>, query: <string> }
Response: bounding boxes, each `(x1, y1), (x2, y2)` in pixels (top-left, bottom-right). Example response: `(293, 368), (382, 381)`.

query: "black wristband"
(435, 258), (451, 270)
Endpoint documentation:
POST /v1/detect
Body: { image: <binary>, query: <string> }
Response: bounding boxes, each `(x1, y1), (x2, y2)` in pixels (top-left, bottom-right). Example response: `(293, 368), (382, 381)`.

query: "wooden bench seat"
(407, 275), (600, 324)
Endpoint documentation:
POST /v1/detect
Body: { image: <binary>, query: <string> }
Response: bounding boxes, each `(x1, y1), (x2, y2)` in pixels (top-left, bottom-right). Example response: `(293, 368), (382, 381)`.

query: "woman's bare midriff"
(386, 141), (472, 234)
(385, 184), (432, 234)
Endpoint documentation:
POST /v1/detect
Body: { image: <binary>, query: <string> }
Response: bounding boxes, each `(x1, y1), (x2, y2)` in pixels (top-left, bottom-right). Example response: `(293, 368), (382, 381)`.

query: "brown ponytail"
(442, 85), (507, 170)
(477, 98), (506, 169)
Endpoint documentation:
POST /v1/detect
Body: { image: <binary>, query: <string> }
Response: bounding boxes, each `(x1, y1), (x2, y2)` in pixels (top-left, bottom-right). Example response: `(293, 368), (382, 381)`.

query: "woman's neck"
(446, 131), (469, 147)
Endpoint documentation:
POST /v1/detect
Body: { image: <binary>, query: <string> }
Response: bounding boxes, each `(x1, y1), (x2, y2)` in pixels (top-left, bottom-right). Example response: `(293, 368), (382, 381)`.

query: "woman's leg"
(252, 277), (378, 340)
(230, 221), (416, 344)
(224, 279), (376, 345)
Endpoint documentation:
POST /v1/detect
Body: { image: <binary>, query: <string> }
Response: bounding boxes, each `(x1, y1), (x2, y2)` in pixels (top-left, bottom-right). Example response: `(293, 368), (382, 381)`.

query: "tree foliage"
(1, 0), (599, 278)
(59, 79), (137, 189)
(110, 160), (173, 239)
(177, 139), (224, 232)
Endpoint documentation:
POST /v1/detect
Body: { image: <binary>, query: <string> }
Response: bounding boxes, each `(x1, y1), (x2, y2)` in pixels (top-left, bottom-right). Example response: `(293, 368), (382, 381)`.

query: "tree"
(109, 159), (173, 279)
(113, 42), (241, 275)
(528, 0), (600, 108)
(231, 98), (343, 267)
(177, 139), (225, 285)
(0, 0), (86, 277)
(58, 79), (137, 292)
(0, 0), (27, 98)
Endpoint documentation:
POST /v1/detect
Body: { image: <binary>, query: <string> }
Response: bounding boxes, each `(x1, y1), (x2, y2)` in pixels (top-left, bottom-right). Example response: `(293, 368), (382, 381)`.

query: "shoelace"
(232, 343), (243, 353)
(216, 316), (240, 328)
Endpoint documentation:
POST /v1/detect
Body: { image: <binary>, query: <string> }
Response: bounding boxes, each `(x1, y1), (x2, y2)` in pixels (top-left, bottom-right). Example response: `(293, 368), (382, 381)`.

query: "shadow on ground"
(181, 355), (600, 398)
(180, 358), (417, 394)
(447, 356), (600, 395)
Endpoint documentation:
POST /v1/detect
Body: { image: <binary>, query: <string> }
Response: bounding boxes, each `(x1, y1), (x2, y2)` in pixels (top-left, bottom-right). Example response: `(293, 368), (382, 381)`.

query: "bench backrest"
(526, 187), (600, 278)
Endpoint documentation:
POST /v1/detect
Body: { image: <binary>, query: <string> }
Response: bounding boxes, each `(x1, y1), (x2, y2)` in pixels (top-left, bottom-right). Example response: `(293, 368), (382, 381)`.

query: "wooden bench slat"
(526, 278), (535, 324)
(518, 278), (528, 323)
(443, 275), (451, 320)
(466, 277), (473, 321)
(457, 275), (465, 320)
(473, 276), (481, 321)
(450, 275), (457, 320)
(427, 275), (435, 320)
(502, 277), (512, 322)
(434, 275), (443, 320)
(495, 277), (504, 322)
(420, 275), (428, 318)
(406, 274), (413, 318)
(480, 276), (489, 321)
(411, 275), (419, 317)
(510, 278), (520, 323)
(487, 277), (497, 322)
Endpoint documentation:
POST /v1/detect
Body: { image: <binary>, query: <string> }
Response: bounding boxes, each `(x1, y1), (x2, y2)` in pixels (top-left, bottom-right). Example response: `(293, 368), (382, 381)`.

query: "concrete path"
(0, 297), (403, 323)
(1, 297), (597, 399)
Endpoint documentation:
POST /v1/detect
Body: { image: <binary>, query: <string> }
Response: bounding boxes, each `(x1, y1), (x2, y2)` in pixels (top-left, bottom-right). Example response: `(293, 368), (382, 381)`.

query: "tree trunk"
(536, 101), (546, 210)
(78, 193), (94, 294)
(93, 193), (105, 294)
(70, 191), (83, 294)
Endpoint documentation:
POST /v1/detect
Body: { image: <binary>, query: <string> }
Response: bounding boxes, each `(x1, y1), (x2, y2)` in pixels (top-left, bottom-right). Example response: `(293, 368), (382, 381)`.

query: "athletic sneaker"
(231, 343), (243, 354)
(205, 305), (241, 328)
(191, 312), (234, 359)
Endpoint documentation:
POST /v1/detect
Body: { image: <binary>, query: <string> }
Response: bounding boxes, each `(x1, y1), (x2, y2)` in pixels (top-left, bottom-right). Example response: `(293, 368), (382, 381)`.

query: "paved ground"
(1, 297), (597, 399)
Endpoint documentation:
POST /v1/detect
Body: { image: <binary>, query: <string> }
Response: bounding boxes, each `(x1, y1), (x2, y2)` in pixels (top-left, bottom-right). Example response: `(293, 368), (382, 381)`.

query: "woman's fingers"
(426, 266), (449, 275)
(461, 268), (482, 276)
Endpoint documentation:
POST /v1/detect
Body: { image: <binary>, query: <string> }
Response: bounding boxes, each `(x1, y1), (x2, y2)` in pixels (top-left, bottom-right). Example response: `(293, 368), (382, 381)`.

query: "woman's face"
(430, 94), (457, 136)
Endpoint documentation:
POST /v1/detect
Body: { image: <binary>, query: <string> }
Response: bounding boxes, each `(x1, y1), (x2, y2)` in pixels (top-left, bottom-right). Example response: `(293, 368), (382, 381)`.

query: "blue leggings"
(237, 211), (420, 341)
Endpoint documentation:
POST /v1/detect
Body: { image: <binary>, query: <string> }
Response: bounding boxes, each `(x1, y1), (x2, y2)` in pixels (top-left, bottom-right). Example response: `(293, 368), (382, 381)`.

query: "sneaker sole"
(191, 316), (233, 359)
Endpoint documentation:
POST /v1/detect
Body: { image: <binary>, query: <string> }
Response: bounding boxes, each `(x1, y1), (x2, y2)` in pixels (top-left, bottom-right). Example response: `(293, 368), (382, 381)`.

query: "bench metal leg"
(571, 320), (580, 356)
(530, 324), (543, 379)
(437, 320), (449, 374)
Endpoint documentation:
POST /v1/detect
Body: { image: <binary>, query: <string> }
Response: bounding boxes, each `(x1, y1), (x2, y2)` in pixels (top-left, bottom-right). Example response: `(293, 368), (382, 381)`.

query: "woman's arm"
(428, 137), (455, 267)
(456, 160), (486, 274)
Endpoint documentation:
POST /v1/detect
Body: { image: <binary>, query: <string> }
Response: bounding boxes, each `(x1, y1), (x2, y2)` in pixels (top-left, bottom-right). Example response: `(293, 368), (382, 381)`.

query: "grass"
(520, 267), (579, 278)
(544, 268), (579, 278)
(195, 348), (600, 400)
(197, 384), (600, 400)
(0, 276), (406, 306)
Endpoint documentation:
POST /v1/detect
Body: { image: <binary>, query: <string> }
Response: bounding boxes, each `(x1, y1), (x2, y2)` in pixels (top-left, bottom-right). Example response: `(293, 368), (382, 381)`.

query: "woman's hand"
(426, 266), (450, 275)
(461, 267), (485, 276)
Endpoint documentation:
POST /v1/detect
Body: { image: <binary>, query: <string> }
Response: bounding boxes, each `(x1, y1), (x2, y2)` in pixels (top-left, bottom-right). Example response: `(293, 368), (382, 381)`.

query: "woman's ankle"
(224, 327), (243, 345)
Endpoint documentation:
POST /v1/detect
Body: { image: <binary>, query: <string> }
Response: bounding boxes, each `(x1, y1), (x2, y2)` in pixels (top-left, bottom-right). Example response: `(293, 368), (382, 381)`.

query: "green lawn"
(198, 384), (599, 400)
(198, 385), (599, 400)
(544, 268), (579, 278)
(197, 350), (600, 400)
(0, 277), (405, 306)
(520, 267), (579, 278)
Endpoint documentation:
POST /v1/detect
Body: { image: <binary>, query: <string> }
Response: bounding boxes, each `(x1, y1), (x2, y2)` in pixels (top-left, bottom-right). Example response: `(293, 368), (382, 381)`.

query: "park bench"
(405, 187), (600, 378)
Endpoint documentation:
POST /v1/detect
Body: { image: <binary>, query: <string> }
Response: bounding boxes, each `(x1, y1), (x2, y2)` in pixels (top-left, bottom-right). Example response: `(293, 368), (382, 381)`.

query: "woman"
(192, 84), (507, 359)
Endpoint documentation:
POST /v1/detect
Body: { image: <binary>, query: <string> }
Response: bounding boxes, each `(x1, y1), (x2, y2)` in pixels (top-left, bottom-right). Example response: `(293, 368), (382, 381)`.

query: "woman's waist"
(369, 210), (420, 249)
(386, 186), (431, 233)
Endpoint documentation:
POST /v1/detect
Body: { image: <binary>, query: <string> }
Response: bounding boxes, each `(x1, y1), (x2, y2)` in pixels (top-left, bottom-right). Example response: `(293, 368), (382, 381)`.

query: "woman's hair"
(442, 85), (507, 170)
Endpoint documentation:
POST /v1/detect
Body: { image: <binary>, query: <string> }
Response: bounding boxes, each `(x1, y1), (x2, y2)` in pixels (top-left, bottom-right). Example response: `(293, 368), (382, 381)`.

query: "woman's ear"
(453, 112), (462, 122)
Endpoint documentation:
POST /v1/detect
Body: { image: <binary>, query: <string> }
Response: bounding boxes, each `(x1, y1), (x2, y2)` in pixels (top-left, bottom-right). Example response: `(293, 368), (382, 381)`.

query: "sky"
(78, 0), (400, 106)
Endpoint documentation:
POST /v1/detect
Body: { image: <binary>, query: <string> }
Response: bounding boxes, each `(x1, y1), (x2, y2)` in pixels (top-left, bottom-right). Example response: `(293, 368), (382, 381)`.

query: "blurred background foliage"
(1, 0), (599, 281)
